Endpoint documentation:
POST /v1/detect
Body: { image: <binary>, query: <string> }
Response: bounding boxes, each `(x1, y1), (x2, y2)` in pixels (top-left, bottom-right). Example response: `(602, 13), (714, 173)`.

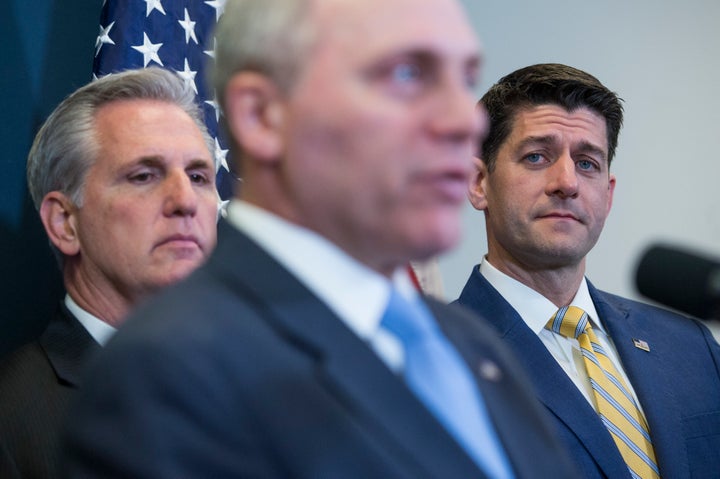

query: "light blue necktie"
(380, 288), (515, 479)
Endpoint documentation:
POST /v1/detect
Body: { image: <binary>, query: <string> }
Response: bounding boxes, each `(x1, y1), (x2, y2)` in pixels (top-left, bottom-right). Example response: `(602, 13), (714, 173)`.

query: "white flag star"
(205, 0), (227, 21)
(218, 199), (230, 218)
(204, 37), (217, 59)
(214, 138), (229, 173)
(95, 21), (115, 57)
(205, 98), (221, 123)
(94, 72), (114, 81)
(177, 59), (198, 95)
(132, 33), (163, 67)
(144, 0), (166, 17)
(178, 8), (198, 45)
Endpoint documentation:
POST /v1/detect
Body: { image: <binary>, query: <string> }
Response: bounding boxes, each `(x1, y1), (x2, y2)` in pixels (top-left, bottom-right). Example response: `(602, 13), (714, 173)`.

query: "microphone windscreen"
(635, 244), (720, 319)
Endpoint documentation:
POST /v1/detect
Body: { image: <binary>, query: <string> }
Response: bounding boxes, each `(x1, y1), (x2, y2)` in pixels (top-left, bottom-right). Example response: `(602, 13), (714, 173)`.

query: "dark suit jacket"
(456, 266), (720, 479)
(63, 219), (578, 478)
(0, 304), (99, 478)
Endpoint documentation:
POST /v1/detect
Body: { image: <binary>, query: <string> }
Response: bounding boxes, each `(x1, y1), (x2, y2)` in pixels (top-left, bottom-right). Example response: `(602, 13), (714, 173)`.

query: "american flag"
(93, 0), (236, 200)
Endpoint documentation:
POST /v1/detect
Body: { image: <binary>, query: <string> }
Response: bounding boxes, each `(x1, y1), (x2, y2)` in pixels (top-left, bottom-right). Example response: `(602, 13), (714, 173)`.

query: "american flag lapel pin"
(632, 338), (650, 352)
(477, 359), (502, 382)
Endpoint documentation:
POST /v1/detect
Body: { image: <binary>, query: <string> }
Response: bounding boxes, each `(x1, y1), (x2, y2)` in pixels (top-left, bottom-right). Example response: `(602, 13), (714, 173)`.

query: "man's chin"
(149, 260), (205, 287)
(156, 243), (205, 260)
(408, 225), (461, 261)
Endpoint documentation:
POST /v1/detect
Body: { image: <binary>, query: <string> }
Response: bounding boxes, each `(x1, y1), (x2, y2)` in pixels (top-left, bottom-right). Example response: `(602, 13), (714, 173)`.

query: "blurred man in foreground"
(63, 2), (579, 478)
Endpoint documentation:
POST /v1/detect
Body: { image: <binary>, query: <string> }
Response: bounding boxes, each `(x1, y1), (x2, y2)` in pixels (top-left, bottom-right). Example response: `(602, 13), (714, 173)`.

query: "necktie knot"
(546, 305), (590, 340)
(545, 304), (659, 478)
(378, 288), (514, 478)
(380, 289), (435, 346)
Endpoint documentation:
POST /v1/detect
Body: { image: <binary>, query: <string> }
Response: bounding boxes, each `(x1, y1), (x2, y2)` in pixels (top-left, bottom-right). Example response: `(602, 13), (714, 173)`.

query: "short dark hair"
(479, 63), (624, 172)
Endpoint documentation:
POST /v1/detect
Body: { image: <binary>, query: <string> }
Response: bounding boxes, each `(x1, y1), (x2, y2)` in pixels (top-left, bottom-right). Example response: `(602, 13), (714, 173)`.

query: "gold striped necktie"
(546, 306), (660, 479)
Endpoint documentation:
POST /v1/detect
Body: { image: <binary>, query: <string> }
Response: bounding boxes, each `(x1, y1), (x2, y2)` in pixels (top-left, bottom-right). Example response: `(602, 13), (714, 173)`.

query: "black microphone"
(635, 244), (720, 320)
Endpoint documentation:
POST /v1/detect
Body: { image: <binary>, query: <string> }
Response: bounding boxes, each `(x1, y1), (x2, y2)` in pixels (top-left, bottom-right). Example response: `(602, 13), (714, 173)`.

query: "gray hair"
(27, 67), (214, 211)
(212, 0), (318, 109)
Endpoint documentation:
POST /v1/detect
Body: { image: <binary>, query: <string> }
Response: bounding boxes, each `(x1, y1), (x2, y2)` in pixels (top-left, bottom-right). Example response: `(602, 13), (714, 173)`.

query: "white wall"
(441, 0), (720, 325)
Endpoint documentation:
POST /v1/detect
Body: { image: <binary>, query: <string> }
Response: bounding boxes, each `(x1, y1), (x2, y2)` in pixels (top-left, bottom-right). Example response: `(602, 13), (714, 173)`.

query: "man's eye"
(525, 153), (544, 164)
(189, 173), (209, 184)
(577, 159), (598, 171)
(129, 172), (153, 183)
(392, 63), (422, 83)
(464, 70), (478, 89)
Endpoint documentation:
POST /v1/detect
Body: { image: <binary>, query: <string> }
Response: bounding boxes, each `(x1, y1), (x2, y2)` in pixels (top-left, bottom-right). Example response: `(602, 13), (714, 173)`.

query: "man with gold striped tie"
(455, 63), (720, 478)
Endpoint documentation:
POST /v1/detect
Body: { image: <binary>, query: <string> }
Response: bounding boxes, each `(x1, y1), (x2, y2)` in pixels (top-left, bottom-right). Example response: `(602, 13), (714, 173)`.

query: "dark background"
(1, 0), (103, 356)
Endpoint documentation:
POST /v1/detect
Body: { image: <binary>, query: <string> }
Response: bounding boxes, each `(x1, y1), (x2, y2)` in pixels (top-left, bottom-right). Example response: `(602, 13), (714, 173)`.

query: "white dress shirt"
(225, 203), (515, 478)
(65, 295), (117, 346)
(480, 258), (644, 412)
(225, 200), (415, 371)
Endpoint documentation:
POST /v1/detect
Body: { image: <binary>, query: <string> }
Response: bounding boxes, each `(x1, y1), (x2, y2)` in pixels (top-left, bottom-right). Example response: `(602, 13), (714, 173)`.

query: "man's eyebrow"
(373, 49), (437, 67)
(516, 135), (557, 150)
(135, 156), (163, 166)
(375, 46), (480, 64)
(118, 156), (164, 172)
(122, 156), (214, 173)
(516, 135), (607, 160)
(134, 156), (213, 166)
(186, 158), (214, 170)
(575, 140), (607, 160)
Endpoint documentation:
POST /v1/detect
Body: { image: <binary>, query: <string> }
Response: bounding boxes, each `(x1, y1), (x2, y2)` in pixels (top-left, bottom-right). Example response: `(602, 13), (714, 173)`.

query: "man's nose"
(547, 155), (579, 199)
(428, 77), (482, 146)
(163, 172), (198, 217)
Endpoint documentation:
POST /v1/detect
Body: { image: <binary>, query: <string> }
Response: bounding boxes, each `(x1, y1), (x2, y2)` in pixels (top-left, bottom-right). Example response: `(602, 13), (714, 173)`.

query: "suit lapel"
(39, 304), (100, 388)
(457, 268), (629, 478)
(590, 284), (689, 479)
(315, 321), (486, 479)
(210, 220), (485, 479)
(430, 299), (564, 478)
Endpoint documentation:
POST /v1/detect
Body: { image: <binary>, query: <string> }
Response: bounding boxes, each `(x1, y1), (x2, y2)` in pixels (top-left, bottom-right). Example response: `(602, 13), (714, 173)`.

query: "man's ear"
(606, 172), (617, 215)
(223, 72), (285, 163)
(39, 192), (81, 257)
(468, 156), (489, 211)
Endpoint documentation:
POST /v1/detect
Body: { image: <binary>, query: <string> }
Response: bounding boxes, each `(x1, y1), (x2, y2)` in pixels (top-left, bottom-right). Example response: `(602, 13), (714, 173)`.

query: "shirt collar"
(479, 257), (602, 333)
(64, 294), (117, 346)
(225, 200), (416, 340)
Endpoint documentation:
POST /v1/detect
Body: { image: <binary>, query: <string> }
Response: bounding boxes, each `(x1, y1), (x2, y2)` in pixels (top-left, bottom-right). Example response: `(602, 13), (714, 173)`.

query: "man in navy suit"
(62, 1), (580, 478)
(455, 63), (720, 478)
(0, 67), (218, 478)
